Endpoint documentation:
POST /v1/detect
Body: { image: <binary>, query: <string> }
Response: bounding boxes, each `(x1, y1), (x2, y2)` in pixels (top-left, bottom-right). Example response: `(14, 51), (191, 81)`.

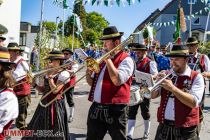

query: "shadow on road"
(70, 133), (86, 140)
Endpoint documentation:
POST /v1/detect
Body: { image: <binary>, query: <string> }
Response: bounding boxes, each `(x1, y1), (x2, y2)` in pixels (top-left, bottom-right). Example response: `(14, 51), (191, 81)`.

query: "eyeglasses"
(64, 53), (70, 55)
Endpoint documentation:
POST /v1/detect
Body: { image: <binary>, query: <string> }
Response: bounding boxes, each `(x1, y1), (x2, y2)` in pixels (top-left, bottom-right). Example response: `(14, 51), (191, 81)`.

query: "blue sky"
(21, 0), (171, 38)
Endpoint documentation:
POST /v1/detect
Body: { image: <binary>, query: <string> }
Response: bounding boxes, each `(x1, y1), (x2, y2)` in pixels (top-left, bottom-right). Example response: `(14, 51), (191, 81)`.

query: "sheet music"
(134, 70), (154, 88)
(74, 48), (88, 61)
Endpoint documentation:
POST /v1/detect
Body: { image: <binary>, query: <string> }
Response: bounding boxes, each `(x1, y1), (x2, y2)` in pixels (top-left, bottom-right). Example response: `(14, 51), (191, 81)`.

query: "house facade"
(134, 0), (210, 45)
(0, 0), (21, 45)
(20, 22), (39, 60)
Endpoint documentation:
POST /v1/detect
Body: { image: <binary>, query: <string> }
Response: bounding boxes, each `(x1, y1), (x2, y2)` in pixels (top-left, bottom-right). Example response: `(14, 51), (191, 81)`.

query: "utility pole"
(37, 0), (44, 72)
(54, 16), (60, 47)
(189, 0), (193, 37)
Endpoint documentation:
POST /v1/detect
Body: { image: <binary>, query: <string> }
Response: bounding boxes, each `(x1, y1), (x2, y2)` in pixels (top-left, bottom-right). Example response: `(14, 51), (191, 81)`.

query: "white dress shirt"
(189, 52), (210, 72)
(0, 89), (19, 133)
(12, 56), (30, 82)
(164, 66), (205, 120)
(93, 57), (134, 103)
(65, 58), (79, 73)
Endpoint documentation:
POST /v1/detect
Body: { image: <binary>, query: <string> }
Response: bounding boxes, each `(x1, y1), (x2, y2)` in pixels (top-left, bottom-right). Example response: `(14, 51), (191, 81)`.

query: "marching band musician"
(127, 43), (158, 140)
(186, 37), (210, 136)
(62, 48), (79, 123)
(86, 26), (134, 140)
(22, 50), (70, 140)
(8, 42), (31, 130)
(0, 47), (18, 140)
(151, 44), (205, 140)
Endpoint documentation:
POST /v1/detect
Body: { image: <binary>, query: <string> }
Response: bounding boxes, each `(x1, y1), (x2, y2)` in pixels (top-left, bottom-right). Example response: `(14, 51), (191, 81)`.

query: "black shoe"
(127, 136), (133, 140)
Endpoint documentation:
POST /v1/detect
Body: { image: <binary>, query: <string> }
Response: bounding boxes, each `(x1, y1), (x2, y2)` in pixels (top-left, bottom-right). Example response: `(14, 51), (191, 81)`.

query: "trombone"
(86, 35), (134, 73)
(39, 35), (134, 108)
(13, 62), (73, 87)
(39, 65), (85, 107)
(139, 71), (173, 99)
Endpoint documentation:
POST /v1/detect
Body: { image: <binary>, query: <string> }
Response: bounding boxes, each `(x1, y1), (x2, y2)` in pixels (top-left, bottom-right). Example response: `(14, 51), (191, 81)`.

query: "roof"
(134, 9), (161, 32)
(133, 0), (208, 32)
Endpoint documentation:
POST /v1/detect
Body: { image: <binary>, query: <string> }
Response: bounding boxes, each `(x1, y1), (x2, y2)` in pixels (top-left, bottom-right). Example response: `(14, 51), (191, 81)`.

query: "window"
(193, 17), (200, 25)
(188, 0), (197, 4)
(19, 33), (26, 46)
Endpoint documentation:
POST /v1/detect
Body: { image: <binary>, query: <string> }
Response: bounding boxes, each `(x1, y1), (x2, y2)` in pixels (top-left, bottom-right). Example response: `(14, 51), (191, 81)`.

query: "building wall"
(153, 13), (210, 44)
(0, 0), (21, 46)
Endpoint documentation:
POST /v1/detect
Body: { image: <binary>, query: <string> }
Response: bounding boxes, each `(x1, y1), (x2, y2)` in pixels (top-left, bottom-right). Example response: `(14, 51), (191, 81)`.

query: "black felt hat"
(128, 43), (148, 51)
(62, 48), (73, 55)
(7, 42), (24, 52)
(165, 44), (191, 57)
(0, 47), (15, 66)
(160, 45), (168, 50)
(44, 50), (65, 60)
(0, 35), (6, 41)
(186, 37), (199, 45)
(99, 26), (124, 40)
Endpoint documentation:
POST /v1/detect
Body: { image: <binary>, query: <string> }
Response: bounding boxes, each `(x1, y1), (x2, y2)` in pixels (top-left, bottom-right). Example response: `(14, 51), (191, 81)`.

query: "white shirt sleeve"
(203, 55), (210, 72)
(189, 73), (205, 107)
(0, 91), (19, 133)
(58, 71), (70, 84)
(118, 57), (134, 85)
(71, 63), (79, 73)
(149, 61), (158, 75)
(13, 61), (30, 82)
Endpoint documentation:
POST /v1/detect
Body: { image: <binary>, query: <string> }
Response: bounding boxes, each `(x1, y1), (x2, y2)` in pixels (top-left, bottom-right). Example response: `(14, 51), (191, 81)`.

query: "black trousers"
(65, 87), (75, 107)
(155, 121), (198, 140)
(86, 102), (128, 140)
(128, 98), (150, 120)
(16, 95), (31, 130)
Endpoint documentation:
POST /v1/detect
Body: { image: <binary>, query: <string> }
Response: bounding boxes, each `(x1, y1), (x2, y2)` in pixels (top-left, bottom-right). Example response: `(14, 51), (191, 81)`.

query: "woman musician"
(0, 47), (18, 140)
(22, 51), (70, 140)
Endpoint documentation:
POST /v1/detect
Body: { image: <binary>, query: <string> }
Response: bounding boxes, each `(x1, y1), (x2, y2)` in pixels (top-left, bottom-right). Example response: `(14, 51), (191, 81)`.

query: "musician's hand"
(156, 70), (167, 81)
(202, 72), (210, 78)
(160, 79), (175, 92)
(86, 68), (93, 76)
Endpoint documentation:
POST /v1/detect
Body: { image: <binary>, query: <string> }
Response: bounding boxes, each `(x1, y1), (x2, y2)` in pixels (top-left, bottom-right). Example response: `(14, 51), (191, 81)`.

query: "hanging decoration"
(54, 0), (69, 9)
(151, 6), (209, 27)
(83, 0), (141, 6)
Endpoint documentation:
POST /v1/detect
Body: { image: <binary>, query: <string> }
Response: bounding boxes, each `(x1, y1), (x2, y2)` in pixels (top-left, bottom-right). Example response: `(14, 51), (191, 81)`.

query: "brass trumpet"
(139, 72), (173, 99)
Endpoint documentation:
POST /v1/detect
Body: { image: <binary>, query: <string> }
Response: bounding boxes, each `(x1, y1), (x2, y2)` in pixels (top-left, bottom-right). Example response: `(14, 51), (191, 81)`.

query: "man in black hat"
(62, 48), (78, 123)
(86, 26), (134, 140)
(151, 44), (205, 139)
(0, 35), (6, 47)
(186, 37), (210, 75)
(186, 37), (210, 136)
(8, 42), (31, 130)
(127, 43), (158, 140)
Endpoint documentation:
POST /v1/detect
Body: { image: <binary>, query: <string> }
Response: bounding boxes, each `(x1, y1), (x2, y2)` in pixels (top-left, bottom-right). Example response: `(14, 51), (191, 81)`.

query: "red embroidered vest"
(88, 51), (132, 104)
(157, 70), (200, 127)
(13, 58), (31, 96)
(136, 57), (151, 73)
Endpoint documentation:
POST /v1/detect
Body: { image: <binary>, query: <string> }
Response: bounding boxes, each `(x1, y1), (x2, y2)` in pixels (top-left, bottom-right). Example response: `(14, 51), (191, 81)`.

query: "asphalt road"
(11, 68), (210, 140)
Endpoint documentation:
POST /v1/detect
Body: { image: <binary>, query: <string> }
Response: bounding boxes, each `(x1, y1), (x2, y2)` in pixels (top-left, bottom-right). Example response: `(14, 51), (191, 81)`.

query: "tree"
(86, 12), (109, 45)
(42, 21), (56, 34)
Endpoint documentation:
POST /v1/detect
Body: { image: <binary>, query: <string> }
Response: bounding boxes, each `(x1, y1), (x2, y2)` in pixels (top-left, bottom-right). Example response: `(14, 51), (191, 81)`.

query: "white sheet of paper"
(134, 70), (154, 88)
(74, 48), (88, 61)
